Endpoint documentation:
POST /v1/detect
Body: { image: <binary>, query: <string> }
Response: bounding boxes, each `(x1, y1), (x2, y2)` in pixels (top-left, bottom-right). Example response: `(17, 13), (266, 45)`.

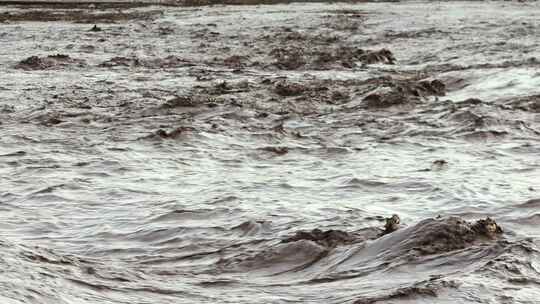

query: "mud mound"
(353, 278), (458, 304)
(379, 217), (503, 256)
(222, 55), (249, 69)
(265, 28), (396, 70)
(471, 217), (503, 236)
(280, 216), (502, 253)
(151, 127), (194, 139)
(363, 78), (446, 108)
(163, 96), (199, 108)
(260, 146), (289, 155)
(216, 240), (328, 274)
(99, 55), (193, 69)
(0, 3), (152, 9)
(282, 228), (357, 248)
(99, 56), (141, 68)
(216, 216), (503, 277)
(381, 214), (401, 235)
(270, 46), (395, 70)
(0, 9), (162, 23)
(274, 81), (308, 97)
(15, 54), (85, 70)
(358, 48), (396, 65)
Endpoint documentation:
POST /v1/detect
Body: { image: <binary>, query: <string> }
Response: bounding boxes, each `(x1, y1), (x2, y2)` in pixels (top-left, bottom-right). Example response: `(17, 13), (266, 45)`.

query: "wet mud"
(1, 1), (539, 304)
(0, 6), (162, 23)
(15, 54), (86, 70)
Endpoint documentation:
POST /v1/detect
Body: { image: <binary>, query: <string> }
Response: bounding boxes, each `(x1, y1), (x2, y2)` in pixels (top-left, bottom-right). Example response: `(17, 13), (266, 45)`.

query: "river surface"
(0, 1), (539, 303)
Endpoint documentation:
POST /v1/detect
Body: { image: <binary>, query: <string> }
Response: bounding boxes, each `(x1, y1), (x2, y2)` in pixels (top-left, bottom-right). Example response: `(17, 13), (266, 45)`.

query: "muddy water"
(0, 1), (539, 303)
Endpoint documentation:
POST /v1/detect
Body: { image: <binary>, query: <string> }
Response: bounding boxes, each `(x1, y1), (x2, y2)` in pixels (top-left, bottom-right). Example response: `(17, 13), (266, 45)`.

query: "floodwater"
(0, 1), (539, 303)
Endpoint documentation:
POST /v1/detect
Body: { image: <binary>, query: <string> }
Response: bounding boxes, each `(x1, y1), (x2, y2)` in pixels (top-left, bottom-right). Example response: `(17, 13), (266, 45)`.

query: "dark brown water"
(0, 2), (539, 303)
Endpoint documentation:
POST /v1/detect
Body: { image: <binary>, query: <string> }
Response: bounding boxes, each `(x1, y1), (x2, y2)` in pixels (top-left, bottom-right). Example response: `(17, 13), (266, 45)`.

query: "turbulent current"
(0, 1), (539, 303)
